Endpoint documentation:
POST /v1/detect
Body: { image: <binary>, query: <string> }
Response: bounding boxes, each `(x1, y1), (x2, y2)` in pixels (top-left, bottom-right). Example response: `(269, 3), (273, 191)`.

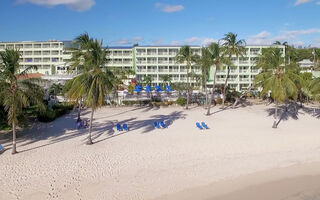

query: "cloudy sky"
(1, 0), (320, 47)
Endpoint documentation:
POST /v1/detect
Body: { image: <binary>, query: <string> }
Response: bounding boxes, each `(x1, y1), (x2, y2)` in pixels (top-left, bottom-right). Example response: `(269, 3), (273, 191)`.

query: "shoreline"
(155, 162), (320, 200)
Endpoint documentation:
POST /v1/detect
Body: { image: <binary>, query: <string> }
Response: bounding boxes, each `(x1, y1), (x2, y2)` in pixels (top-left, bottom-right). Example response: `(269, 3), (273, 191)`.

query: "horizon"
(1, 0), (320, 47)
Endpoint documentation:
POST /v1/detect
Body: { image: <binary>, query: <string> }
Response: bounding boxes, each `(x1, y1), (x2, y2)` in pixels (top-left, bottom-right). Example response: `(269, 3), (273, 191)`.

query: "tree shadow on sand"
(93, 111), (186, 144)
(0, 109), (187, 153)
(266, 103), (302, 127)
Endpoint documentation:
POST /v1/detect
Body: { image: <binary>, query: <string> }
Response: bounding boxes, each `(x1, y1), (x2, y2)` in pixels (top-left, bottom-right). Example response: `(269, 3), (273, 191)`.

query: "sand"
(0, 103), (320, 200)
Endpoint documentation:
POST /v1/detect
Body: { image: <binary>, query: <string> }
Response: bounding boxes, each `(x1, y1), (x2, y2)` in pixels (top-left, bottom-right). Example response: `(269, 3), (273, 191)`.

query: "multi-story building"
(0, 40), (286, 91)
(0, 40), (74, 75)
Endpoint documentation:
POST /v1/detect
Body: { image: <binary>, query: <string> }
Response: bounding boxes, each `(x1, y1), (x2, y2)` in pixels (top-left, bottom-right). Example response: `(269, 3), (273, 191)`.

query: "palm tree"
(143, 75), (153, 86)
(221, 32), (246, 108)
(0, 49), (45, 154)
(66, 34), (115, 144)
(175, 46), (198, 109)
(196, 47), (212, 109)
(160, 74), (172, 86)
(254, 48), (302, 128)
(205, 43), (230, 115)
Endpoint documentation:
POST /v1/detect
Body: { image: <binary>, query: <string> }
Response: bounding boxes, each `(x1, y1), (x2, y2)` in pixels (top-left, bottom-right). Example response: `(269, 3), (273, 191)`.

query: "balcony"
(239, 78), (249, 82)
(239, 70), (248, 73)
(169, 69), (179, 72)
(136, 61), (146, 64)
(147, 69), (157, 72)
(158, 61), (169, 64)
(158, 69), (169, 72)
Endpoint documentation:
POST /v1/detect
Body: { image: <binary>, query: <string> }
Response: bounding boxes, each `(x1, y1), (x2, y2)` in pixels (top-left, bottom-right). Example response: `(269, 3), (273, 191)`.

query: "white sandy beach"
(0, 103), (320, 200)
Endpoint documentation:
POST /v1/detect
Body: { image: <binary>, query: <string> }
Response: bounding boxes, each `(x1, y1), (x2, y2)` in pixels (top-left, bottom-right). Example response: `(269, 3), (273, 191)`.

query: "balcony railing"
(239, 78), (249, 82)
(239, 70), (248, 73)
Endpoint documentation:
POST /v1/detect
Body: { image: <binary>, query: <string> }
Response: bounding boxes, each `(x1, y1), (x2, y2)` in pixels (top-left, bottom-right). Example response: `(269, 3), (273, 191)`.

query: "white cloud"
(281, 28), (320, 37)
(152, 39), (164, 45)
(170, 41), (181, 45)
(16, 0), (95, 11)
(247, 29), (320, 46)
(155, 3), (184, 13)
(112, 36), (143, 45)
(184, 37), (217, 46)
(294, 0), (313, 6)
(185, 37), (201, 44)
(132, 36), (143, 44)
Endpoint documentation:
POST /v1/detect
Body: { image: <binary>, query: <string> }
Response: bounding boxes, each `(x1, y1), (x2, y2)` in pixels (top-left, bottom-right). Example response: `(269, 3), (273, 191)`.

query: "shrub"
(216, 97), (222, 104)
(37, 103), (73, 122)
(122, 100), (151, 106)
(176, 97), (186, 106)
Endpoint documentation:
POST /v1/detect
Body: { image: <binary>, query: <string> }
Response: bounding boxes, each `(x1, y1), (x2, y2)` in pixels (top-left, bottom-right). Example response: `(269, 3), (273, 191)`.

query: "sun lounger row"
(116, 123), (129, 131)
(154, 121), (167, 129)
(196, 122), (209, 130)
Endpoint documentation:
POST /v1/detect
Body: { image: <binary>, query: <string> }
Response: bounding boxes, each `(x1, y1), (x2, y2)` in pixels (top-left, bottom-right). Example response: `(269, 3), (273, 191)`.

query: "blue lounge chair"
(116, 123), (122, 131)
(160, 121), (167, 128)
(0, 144), (3, 153)
(123, 124), (129, 131)
(201, 122), (209, 129)
(196, 122), (203, 130)
(154, 121), (161, 129)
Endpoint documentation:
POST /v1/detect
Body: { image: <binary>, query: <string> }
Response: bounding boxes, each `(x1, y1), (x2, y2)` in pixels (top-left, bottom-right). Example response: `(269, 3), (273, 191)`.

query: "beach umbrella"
(155, 85), (163, 92)
(133, 85), (142, 92)
(165, 85), (173, 92)
(145, 85), (152, 92)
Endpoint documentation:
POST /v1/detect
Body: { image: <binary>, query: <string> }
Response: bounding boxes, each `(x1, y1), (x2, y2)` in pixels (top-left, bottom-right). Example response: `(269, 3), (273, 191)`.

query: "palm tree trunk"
(12, 121), (17, 154)
(77, 99), (81, 121)
(272, 102), (278, 128)
(222, 66), (230, 108)
(204, 75), (208, 109)
(206, 67), (217, 115)
(87, 108), (94, 145)
(186, 68), (190, 110)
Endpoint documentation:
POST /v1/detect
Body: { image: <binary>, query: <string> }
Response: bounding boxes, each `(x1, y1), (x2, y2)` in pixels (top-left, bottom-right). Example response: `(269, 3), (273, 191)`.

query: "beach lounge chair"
(123, 124), (129, 131)
(201, 122), (209, 129)
(0, 144), (3, 154)
(196, 122), (203, 130)
(154, 121), (161, 129)
(116, 123), (122, 131)
(160, 121), (167, 128)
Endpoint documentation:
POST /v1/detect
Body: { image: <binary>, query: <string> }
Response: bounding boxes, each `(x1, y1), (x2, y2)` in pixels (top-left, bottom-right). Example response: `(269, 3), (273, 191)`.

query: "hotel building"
(0, 40), (286, 91)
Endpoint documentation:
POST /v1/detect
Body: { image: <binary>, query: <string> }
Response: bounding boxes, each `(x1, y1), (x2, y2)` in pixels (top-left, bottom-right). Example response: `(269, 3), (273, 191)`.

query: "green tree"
(221, 32), (246, 107)
(143, 75), (153, 86)
(254, 48), (302, 128)
(0, 49), (45, 154)
(160, 74), (172, 86)
(66, 33), (115, 144)
(175, 46), (198, 109)
(205, 43), (230, 115)
(196, 47), (211, 109)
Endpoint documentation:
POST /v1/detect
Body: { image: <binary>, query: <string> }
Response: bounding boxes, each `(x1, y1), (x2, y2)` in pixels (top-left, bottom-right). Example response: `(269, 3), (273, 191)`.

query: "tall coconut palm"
(143, 75), (153, 86)
(160, 74), (172, 86)
(254, 48), (302, 128)
(196, 47), (212, 109)
(206, 42), (230, 115)
(0, 49), (45, 154)
(221, 33), (246, 107)
(66, 34), (115, 144)
(175, 46), (198, 109)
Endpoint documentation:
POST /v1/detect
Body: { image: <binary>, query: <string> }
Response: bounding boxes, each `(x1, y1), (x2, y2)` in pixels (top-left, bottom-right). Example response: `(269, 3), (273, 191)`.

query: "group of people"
(76, 118), (88, 129)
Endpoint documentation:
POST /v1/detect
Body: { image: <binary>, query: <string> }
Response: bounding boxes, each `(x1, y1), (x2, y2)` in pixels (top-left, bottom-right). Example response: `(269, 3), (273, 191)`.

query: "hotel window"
(52, 58), (59, 62)
(24, 44), (32, 48)
(34, 44), (41, 48)
(0, 45), (5, 49)
(43, 44), (50, 48)
(15, 44), (23, 49)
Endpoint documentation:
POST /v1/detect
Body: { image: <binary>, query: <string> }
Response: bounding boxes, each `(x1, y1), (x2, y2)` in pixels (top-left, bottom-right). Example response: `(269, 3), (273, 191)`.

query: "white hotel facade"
(0, 40), (286, 91)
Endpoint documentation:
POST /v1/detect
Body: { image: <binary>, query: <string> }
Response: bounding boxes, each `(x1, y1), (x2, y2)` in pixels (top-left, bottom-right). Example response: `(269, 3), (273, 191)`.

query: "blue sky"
(1, 0), (320, 47)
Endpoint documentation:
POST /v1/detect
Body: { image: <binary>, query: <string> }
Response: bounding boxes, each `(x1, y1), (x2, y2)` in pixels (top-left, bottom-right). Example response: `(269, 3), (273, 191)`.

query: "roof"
(16, 73), (44, 80)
